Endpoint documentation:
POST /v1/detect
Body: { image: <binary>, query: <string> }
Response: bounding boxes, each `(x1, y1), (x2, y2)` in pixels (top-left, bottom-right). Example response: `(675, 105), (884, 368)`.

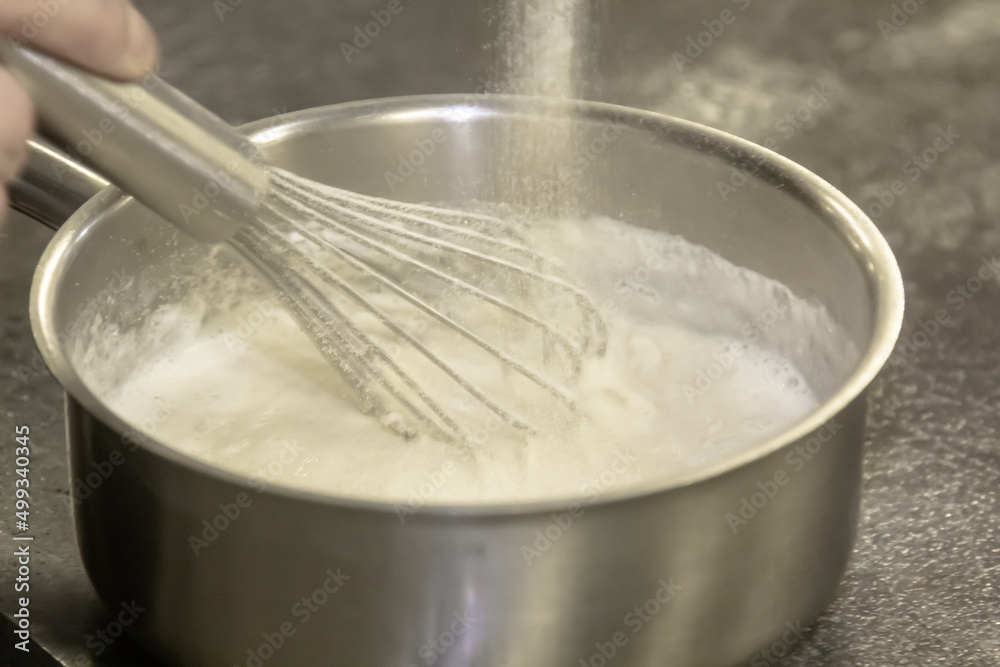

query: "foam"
(82, 216), (857, 505)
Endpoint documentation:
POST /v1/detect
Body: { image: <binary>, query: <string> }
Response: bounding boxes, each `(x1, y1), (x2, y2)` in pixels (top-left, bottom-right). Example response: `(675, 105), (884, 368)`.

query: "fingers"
(0, 67), (34, 183)
(0, 0), (158, 80)
(0, 187), (8, 226)
(0, 66), (34, 224)
(0, 1), (158, 224)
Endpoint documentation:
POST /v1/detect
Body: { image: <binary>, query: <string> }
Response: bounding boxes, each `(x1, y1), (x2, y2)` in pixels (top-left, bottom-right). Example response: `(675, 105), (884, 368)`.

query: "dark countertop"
(2, 1), (998, 665)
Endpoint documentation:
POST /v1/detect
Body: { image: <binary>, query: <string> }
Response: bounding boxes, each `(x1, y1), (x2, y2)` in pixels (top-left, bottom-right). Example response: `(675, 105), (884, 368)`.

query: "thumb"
(0, 0), (158, 80)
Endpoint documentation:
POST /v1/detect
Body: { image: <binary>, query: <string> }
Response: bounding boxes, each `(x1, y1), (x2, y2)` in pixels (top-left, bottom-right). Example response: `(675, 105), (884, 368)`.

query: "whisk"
(1, 38), (607, 442)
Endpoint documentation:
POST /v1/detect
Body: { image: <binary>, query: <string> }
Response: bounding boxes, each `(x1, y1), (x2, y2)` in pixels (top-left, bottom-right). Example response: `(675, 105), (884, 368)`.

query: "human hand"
(0, 0), (158, 223)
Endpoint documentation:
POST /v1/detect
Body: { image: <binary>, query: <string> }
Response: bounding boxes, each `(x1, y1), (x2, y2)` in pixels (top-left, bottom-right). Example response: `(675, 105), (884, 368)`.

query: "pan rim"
(30, 93), (904, 517)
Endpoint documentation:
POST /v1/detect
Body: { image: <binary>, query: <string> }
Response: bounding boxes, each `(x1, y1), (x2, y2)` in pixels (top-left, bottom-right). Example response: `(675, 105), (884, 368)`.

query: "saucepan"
(12, 93), (903, 666)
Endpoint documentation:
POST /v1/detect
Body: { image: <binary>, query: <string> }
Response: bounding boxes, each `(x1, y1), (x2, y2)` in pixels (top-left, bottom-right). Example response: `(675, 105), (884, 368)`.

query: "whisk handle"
(0, 36), (268, 243)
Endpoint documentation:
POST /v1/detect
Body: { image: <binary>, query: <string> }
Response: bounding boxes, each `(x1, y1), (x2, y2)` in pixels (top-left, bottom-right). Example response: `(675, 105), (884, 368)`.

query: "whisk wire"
(229, 168), (609, 443)
(270, 211), (576, 406)
(246, 216), (551, 436)
(274, 190), (581, 376)
(231, 224), (468, 440)
(272, 171), (607, 357)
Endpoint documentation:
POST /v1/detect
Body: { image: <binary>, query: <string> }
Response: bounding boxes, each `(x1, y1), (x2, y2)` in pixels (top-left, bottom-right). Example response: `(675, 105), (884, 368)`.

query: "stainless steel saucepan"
(11, 91), (903, 666)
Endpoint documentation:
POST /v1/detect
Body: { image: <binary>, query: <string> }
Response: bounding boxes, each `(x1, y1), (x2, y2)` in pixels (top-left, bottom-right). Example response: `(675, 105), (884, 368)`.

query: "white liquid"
(87, 217), (852, 505)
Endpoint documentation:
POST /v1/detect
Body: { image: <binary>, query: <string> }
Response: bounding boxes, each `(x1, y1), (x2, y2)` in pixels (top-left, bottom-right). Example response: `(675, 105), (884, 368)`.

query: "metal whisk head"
(0, 38), (607, 443)
(229, 168), (607, 444)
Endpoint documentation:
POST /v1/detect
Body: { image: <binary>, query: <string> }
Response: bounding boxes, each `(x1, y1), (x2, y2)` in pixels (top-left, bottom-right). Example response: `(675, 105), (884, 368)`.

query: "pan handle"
(0, 36), (269, 243)
(9, 138), (109, 231)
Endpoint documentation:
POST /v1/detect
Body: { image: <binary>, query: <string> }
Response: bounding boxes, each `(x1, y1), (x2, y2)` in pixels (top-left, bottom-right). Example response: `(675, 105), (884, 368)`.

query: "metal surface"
(0, 0), (998, 665)
(0, 38), (267, 243)
(21, 96), (901, 667)
(28, 95), (899, 667)
(8, 139), (108, 231)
